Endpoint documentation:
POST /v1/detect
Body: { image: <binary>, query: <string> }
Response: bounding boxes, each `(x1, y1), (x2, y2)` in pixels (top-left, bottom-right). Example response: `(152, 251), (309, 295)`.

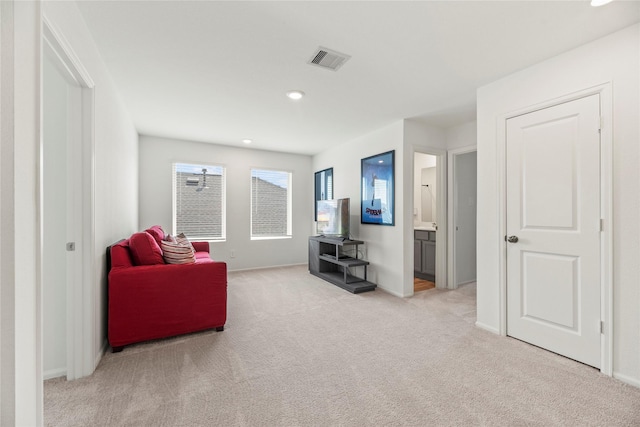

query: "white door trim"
(447, 145), (477, 289)
(42, 15), (96, 380)
(496, 83), (613, 375)
(411, 146), (447, 291)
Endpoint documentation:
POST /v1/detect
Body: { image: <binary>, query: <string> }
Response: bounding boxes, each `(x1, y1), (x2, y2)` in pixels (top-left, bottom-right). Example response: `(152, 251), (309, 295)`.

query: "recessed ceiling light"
(591, 0), (613, 6)
(242, 139), (252, 144)
(286, 90), (305, 100)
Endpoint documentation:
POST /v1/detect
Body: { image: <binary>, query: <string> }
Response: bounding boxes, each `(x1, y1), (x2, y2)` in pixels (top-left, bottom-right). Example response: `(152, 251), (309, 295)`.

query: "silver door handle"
(507, 235), (519, 243)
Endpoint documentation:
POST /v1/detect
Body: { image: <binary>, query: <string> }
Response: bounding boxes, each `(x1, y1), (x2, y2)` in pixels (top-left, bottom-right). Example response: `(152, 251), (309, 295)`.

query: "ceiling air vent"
(308, 47), (351, 71)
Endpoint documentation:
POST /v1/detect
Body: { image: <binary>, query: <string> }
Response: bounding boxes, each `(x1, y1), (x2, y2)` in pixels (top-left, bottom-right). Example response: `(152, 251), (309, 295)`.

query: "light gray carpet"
(45, 265), (640, 426)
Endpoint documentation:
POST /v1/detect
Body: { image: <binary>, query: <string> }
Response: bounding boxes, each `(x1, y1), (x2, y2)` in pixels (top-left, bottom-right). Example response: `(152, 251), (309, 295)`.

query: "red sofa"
(107, 226), (227, 352)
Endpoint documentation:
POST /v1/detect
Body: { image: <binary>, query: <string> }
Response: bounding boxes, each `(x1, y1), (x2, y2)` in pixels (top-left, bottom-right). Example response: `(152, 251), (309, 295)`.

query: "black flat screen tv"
(316, 198), (350, 238)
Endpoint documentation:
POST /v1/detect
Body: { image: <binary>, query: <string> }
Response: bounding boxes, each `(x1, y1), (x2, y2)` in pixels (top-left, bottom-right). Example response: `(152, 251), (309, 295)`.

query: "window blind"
(173, 163), (226, 240)
(251, 169), (292, 238)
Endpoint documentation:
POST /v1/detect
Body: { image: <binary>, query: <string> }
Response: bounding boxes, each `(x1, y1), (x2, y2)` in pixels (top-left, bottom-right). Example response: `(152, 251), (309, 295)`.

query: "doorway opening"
(412, 149), (447, 293)
(42, 34), (77, 381)
(413, 152), (437, 292)
(42, 18), (96, 383)
(447, 147), (477, 289)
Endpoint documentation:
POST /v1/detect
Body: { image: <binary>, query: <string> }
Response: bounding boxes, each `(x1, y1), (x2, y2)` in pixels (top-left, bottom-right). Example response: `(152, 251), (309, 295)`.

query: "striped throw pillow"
(176, 233), (194, 249)
(160, 239), (196, 264)
(175, 233), (196, 252)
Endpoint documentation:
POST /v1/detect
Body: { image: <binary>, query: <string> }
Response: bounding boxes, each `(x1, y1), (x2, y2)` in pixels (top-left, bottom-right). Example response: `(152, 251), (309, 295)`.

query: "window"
(314, 167), (333, 220)
(251, 169), (292, 239)
(173, 163), (226, 240)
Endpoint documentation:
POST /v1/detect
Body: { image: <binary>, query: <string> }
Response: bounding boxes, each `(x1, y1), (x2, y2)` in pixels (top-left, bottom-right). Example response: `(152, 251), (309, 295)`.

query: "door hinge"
(598, 117), (604, 133)
(600, 219), (604, 232)
(600, 321), (605, 334)
(66, 242), (75, 252)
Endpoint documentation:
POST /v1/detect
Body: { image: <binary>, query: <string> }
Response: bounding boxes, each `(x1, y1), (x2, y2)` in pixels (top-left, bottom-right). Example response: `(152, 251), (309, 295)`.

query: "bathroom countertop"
(414, 226), (436, 231)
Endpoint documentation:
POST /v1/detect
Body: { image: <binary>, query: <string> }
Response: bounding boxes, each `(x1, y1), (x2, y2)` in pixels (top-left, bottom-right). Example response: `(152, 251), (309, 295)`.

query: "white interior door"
(506, 94), (601, 368)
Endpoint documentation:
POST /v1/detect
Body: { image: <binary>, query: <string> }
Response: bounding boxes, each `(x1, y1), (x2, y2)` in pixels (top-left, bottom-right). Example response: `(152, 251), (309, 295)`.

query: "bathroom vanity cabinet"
(414, 229), (436, 281)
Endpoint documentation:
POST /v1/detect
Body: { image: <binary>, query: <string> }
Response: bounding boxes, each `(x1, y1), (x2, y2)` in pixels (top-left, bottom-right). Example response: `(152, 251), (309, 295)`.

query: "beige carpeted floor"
(45, 265), (640, 426)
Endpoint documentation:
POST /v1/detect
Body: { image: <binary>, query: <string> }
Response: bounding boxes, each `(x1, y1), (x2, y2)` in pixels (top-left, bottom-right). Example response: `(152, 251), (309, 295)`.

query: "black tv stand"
(308, 236), (376, 294)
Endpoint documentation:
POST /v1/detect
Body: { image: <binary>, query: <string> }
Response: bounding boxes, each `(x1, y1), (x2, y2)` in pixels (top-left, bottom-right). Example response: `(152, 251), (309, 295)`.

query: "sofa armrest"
(192, 241), (209, 253)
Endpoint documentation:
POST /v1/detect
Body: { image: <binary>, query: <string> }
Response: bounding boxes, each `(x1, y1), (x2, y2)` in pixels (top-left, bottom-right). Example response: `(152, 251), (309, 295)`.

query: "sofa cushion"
(129, 232), (165, 266)
(109, 240), (133, 268)
(145, 225), (165, 247)
(192, 241), (209, 254)
(195, 251), (212, 262)
(160, 239), (196, 264)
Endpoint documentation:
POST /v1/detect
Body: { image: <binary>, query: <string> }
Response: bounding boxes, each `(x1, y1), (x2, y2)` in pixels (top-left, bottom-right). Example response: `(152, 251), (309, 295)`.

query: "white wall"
(1, 2), (42, 423)
(313, 122), (407, 296)
(420, 167), (436, 223)
(446, 120), (477, 150)
(405, 120), (448, 152)
(139, 135), (313, 271)
(312, 120), (446, 297)
(477, 24), (639, 385)
(0, 1), (139, 422)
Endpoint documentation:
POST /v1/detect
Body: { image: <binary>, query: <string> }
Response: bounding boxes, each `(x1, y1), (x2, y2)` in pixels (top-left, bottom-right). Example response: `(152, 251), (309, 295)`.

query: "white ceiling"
(76, 1), (640, 155)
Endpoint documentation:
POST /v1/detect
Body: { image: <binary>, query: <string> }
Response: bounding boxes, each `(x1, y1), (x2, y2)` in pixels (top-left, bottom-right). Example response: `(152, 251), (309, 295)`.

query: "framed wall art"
(361, 150), (395, 226)
(314, 167), (333, 221)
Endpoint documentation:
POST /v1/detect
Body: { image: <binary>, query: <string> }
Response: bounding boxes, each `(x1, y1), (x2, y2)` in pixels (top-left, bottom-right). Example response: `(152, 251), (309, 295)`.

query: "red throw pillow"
(145, 225), (165, 247)
(129, 232), (165, 265)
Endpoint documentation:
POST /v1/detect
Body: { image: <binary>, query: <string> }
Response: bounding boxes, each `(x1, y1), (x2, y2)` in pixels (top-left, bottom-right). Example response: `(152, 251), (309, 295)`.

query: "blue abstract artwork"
(361, 150), (395, 226)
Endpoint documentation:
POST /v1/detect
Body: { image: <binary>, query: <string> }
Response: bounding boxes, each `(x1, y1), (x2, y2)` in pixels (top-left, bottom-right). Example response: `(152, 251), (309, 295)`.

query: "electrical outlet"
(230, 250), (236, 259)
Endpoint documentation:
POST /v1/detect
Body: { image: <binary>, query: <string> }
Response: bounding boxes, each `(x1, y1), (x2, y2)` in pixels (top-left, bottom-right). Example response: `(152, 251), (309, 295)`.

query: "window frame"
(250, 167), (293, 240)
(172, 162), (227, 241)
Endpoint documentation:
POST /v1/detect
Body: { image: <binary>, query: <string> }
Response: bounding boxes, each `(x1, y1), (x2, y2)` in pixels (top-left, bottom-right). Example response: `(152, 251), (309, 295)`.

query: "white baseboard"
(613, 371), (640, 389)
(95, 339), (108, 370)
(228, 262), (307, 273)
(44, 367), (66, 381)
(376, 285), (404, 298)
(475, 321), (500, 335)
